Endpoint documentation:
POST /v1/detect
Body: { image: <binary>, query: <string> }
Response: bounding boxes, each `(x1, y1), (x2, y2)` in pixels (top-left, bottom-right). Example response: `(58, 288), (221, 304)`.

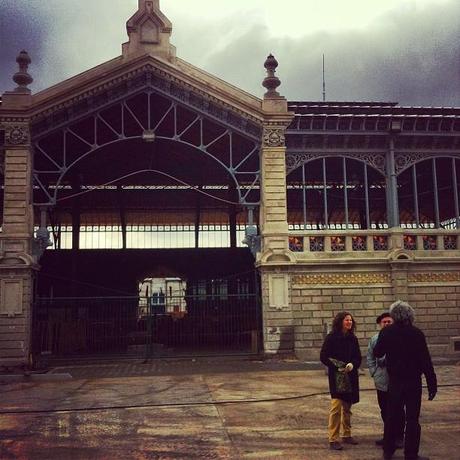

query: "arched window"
(397, 157), (460, 229)
(287, 157), (387, 230)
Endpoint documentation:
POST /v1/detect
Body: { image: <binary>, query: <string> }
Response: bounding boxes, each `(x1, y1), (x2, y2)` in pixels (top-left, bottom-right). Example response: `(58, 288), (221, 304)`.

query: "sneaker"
(375, 438), (384, 446)
(329, 442), (343, 450)
(342, 437), (359, 445)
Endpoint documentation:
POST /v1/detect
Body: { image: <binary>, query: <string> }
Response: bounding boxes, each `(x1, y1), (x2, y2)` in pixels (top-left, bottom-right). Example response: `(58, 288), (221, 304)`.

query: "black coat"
(373, 323), (437, 393)
(320, 331), (362, 404)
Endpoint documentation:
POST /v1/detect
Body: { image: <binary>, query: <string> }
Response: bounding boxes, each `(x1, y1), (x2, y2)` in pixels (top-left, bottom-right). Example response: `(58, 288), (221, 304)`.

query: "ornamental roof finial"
(13, 50), (33, 93)
(262, 54), (281, 98)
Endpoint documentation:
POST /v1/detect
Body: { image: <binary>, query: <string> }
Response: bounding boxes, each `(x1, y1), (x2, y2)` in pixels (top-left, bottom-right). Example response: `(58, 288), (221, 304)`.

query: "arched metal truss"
(394, 151), (460, 175)
(286, 151), (386, 176)
(32, 85), (262, 207)
(286, 150), (460, 177)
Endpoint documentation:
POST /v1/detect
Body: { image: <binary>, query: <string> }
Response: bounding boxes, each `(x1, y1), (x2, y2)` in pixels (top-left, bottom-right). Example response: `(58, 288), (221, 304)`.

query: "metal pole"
(412, 165), (420, 228)
(322, 54), (326, 102)
(323, 157), (328, 228)
(364, 163), (370, 229)
(302, 164), (307, 229)
(432, 158), (440, 228)
(453, 158), (460, 228)
(388, 136), (399, 227)
(343, 157), (349, 228)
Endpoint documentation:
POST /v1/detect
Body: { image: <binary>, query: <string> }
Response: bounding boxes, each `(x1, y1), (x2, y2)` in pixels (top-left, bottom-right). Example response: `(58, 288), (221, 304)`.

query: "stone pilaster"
(390, 262), (409, 301)
(258, 54), (295, 355)
(1, 118), (35, 367)
(3, 123), (33, 236)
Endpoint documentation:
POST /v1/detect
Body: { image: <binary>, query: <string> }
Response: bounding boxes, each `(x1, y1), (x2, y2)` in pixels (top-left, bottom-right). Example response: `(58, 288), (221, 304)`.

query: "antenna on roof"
(322, 54), (326, 102)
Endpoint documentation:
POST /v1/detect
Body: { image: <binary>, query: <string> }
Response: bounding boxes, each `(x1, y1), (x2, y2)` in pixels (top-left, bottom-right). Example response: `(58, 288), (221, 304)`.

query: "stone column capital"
(3, 121), (30, 147)
(263, 126), (286, 148)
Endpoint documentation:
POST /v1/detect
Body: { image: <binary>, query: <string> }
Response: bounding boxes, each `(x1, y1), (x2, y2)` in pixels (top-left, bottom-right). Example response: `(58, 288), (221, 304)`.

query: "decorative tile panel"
(408, 272), (460, 283)
(309, 236), (324, 252)
(404, 235), (417, 250)
(289, 236), (304, 252)
(331, 236), (346, 251)
(444, 236), (458, 250)
(292, 272), (391, 286)
(373, 235), (389, 251)
(352, 235), (367, 251)
(423, 235), (437, 250)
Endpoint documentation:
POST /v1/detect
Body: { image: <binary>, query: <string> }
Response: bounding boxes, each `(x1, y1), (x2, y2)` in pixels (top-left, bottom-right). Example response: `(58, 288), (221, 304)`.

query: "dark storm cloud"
(203, 0), (460, 106)
(1, 0), (459, 107)
(0, 1), (49, 93)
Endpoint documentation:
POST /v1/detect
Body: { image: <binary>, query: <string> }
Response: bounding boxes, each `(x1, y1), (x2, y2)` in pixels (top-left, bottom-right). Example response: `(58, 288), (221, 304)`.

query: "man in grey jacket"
(367, 312), (404, 447)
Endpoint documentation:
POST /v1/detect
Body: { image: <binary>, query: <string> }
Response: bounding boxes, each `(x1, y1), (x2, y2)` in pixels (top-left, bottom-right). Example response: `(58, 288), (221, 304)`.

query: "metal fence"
(32, 293), (261, 360)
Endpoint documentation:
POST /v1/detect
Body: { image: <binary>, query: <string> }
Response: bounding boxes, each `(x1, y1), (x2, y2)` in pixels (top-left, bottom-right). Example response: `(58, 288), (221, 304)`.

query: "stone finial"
(139, 0), (159, 10)
(262, 54), (281, 98)
(13, 50), (33, 93)
(123, 0), (176, 63)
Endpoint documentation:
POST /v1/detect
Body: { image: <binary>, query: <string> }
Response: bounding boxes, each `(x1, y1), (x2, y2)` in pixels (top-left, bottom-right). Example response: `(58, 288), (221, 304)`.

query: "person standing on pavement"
(373, 300), (437, 460)
(367, 312), (405, 448)
(320, 311), (362, 451)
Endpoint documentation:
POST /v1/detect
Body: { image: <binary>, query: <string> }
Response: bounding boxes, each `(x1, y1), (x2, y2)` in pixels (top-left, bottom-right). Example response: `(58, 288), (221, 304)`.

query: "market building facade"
(1, 0), (459, 366)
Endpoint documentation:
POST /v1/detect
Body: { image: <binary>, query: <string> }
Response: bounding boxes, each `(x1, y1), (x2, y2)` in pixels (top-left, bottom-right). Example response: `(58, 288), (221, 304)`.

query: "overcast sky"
(1, 0), (459, 106)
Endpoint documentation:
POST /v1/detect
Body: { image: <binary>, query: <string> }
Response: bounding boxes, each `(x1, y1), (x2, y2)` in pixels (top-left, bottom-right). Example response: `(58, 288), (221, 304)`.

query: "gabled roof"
(26, 53), (263, 124)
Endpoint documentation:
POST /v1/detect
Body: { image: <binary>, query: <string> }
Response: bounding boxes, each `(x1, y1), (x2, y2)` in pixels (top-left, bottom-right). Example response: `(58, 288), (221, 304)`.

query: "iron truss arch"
(286, 151), (387, 177)
(394, 151), (460, 176)
(32, 76), (262, 207)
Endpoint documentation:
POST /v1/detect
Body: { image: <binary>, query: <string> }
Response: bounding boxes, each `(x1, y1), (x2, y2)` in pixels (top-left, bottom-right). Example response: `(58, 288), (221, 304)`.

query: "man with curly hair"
(374, 300), (437, 460)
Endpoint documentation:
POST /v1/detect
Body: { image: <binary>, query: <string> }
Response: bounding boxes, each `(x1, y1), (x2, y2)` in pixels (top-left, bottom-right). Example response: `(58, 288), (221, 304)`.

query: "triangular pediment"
(30, 53), (263, 140)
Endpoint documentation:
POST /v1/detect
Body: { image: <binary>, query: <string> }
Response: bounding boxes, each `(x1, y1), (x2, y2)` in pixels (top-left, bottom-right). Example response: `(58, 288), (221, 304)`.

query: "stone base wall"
(407, 282), (460, 356)
(0, 269), (34, 366)
(261, 265), (460, 360)
(260, 269), (295, 355)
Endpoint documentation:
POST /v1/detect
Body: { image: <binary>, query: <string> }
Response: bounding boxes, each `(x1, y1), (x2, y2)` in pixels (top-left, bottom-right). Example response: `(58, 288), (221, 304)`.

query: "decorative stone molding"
(0, 279), (24, 317)
(268, 273), (289, 309)
(0, 250), (36, 268)
(292, 272), (391, 286)
(286, 151), (386, 176)
(260, 248), (295, 264)
(263, 127), (286, 147)
(408, 272), (460, 283)
(4, 123), (30, 146)
(388, 249), (415, 261)
(30, 64), (263, 140)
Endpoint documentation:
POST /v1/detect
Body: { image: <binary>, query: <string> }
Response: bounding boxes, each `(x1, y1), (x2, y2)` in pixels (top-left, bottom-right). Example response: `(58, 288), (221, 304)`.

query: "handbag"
(329, 358), (352, 394)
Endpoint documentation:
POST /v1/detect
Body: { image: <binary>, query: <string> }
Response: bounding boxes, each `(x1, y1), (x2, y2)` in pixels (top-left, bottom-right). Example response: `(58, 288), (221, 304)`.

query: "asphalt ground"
(0, 358), (459, 459)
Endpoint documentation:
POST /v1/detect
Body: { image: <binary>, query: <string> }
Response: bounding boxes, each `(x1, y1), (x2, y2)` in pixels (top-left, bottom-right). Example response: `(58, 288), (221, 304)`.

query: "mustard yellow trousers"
(328, 398), (352, 442)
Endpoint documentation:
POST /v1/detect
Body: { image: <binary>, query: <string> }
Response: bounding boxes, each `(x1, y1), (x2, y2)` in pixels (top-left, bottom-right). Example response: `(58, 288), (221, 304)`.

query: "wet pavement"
(0, 358), (459, 459)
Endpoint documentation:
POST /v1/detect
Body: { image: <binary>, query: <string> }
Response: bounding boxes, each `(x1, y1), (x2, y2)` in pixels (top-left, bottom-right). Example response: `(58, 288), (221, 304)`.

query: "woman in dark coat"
(320, 311), (362, 451)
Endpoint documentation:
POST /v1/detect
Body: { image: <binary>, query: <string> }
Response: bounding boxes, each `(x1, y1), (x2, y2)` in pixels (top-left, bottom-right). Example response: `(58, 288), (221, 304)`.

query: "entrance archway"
(31, 85), (262, 360)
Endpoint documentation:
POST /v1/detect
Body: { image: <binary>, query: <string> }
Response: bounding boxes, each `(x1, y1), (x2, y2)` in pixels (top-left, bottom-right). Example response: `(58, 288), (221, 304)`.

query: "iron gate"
(32, 290), (261, 360)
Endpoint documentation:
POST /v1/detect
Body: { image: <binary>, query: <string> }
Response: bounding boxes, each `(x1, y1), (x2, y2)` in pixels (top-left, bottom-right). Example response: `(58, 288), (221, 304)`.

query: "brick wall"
(408, 284), (460, 355)
(290, 277), (394, 360)
(261, 267), (460, 360)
